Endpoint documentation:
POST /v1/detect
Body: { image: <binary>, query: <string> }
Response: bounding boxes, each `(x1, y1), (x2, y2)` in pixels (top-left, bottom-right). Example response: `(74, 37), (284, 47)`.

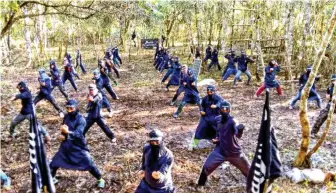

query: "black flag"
(29, 106), (55, 193)
(246, 90), (282, 193)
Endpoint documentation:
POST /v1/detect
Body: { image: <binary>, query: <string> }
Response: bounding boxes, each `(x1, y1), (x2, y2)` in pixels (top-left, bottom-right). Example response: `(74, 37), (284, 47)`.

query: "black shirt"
(327, 84), (334, 103)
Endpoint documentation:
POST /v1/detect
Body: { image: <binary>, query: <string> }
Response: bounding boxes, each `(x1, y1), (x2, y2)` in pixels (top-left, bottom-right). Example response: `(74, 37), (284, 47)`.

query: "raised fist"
(152, 171), (161, 180)
(60, 125), (69, 134)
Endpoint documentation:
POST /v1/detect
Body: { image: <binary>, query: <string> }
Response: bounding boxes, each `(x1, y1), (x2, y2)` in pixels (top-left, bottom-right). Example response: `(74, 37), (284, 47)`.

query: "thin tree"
(23, 7), (32, 67)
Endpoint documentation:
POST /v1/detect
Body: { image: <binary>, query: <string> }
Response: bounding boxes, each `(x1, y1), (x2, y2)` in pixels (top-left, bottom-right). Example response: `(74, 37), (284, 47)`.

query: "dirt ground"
(1, 49), (336, 193)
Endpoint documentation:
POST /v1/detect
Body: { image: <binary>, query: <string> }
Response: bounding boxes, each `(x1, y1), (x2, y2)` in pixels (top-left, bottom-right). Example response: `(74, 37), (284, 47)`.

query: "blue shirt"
(51, 112), (92, 171)
(100, 73), (110, 85)
(86, 93), (103, 119)
(38, 75), (52, 95)
(200, 94), (223, 121)
(205, 47), (212, 57)
(141, 144), (174, 190)
(15, 88), (33, 115)
(225, 54), (236, 69)
(215, 115), (242, 156)
(211, 50), (219, 62)
(236, 55), (254, 72)
(327, 84), (334, 105)
(167, 63), (182, 86)
(112, 48), (120, 58)
(264, 65), (280, 88)
(66, 54), (72, 64)
(184, 75), (199, 95)
(299, 73), (319, 90)
(93, 76), (104, 93)
(50, 66), (62, 86)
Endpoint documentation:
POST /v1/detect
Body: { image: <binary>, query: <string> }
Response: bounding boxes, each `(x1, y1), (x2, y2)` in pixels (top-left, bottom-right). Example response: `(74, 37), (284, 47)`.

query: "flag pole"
(263, 88), (270, 193)
(262, 179), (269, 193)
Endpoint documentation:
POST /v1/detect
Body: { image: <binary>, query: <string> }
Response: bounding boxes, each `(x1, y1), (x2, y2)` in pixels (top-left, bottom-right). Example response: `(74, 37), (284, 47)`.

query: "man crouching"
(136, 129), (175, 193)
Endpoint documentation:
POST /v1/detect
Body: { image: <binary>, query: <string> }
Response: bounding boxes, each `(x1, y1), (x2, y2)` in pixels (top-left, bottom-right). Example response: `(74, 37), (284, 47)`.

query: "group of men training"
(151, 43), (336, 192)
(6, 46), (124, 190)
(2, 41), (335, 192)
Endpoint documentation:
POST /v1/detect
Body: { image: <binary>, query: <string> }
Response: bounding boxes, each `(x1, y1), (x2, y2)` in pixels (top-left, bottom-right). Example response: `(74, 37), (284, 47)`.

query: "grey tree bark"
(284, 3), (294, 93)
(22, 7), (32, 67)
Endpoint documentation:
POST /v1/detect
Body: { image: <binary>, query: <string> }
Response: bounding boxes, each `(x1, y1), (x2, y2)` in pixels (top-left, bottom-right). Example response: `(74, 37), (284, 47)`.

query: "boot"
(97, 178), (105, 188)
(173, 104), (184, 118)
(197, 169), (208, 186)
(188, 138), (200, 151)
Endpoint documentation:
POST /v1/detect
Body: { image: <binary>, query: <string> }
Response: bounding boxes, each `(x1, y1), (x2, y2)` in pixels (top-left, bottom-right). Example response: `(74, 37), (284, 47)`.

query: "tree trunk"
(119, 17), (124, 47)
(58, 41), (63, 60)
(216, 23), (222, 48)
(65, 41), (68, 56)
(119, 16), (130, 50)
(65, 34), (69, 56)
(207, 4), (214, 45)
(7, 29), (10, 50)
(284, 3), (294, 93)
(7, 29), (11, 65)
(33, 35), (41, 67)
(230, 0), (236, 49)
(187, 17), (195, 63)
(299, 1), (311, 74)
(208, 21), (213, 45)
(195, 2), (199, 47)
(172, 28), (175, 47)
(254, 8), (265, 81)
(256, 27), (265, 80)
(44, 16), (47, 53)
(166, 19), (176, 47)
(1, 37), (10, 66)
(37, 5), (44, 55)
(294, 4), (336, 167)
(1, 12), (18, 39)
(221, 19), (227, 55)
(195, 1), (202, 48)
(92, 33), (98, 60)
(187, 18), (194, 47)
(22, 7), (32, 68)
(199, 3), (204, 50)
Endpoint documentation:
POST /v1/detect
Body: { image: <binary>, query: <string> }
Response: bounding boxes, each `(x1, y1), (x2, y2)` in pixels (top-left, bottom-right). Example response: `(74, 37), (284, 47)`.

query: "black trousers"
(103, 83), (118, 100)
(34, 93), (62, 113)
(50, 164), (101, 180)
(62, 74), (78, 91)
(51, 85), (69, 100)
(84, 117), (115, 140)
